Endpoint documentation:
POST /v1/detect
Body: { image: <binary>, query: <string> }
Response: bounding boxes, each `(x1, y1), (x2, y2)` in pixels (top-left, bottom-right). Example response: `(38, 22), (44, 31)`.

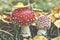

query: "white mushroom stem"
(37, 29), (47, 36)
(21, 26), (31, 37)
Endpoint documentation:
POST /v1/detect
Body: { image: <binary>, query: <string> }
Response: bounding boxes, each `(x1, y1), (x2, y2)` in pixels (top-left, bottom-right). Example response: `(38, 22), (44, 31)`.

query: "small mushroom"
(36, 15), (51, 36)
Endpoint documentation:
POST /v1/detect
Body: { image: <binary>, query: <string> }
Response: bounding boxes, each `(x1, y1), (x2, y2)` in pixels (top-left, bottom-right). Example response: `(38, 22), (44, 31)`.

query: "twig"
(25, 2), (35, 7)
(0, 29), (14, 37)
(33, 9), (43, 12)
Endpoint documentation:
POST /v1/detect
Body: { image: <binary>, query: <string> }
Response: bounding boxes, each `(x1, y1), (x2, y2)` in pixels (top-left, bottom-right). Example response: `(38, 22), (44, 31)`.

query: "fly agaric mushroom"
(11, 7), (35, 26)
(11, 7), (35, 37)
(36, 15), (51, 36)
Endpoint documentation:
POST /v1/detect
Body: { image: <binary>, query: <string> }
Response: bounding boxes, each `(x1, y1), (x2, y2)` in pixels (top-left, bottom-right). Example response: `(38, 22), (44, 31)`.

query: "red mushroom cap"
(11, 7), (35, 26)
